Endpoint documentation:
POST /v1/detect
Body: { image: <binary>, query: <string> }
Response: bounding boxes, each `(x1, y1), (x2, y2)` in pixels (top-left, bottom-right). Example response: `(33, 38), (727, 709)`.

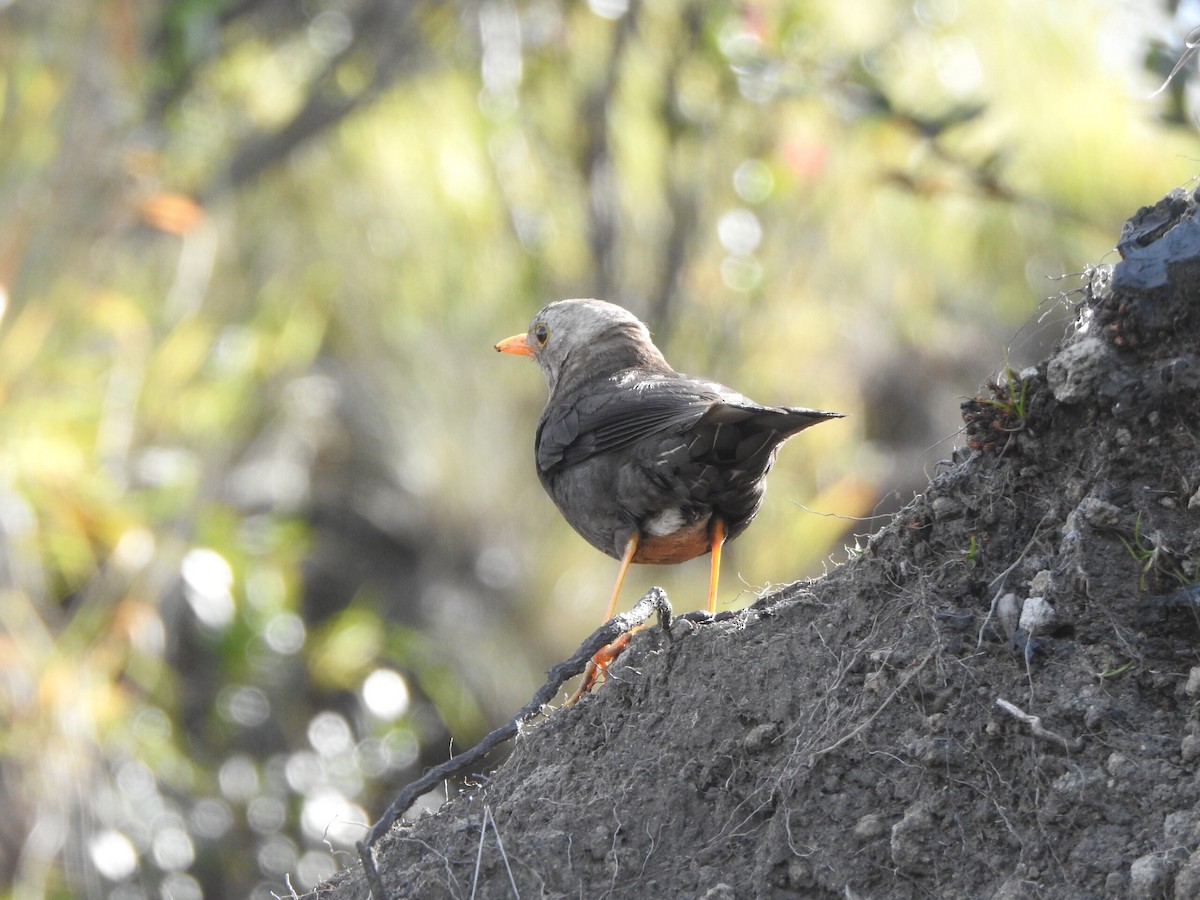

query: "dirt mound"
(312, 188), (1200, 899)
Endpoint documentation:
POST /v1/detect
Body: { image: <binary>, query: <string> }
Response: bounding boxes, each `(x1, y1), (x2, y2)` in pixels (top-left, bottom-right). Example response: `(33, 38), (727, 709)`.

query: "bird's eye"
(534, 323), (550, 346)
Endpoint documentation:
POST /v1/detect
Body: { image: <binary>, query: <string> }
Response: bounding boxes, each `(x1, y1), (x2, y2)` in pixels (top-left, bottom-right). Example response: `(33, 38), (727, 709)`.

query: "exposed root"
(357, 587), (676, 900)
(993, 698), (1084, 753)
(807, 652), (933, 767)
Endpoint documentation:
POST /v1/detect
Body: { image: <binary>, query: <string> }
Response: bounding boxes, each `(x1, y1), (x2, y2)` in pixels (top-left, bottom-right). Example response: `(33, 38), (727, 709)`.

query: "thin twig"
(469, 805), (489, 900)
(356, 587), (675, 900)
(489, 805), (520, 899)
(994, 698), (1084, 753)
(1150, 26), (1200, 98)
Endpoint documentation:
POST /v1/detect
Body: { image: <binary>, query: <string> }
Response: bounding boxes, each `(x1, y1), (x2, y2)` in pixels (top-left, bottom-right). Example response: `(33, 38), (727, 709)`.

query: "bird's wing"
(537, 376), (717, 474)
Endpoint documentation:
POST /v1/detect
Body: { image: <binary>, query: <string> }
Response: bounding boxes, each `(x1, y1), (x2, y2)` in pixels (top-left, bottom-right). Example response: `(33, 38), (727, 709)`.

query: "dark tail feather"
(731, 407), (843, 469)
(768, 407), (845, 437)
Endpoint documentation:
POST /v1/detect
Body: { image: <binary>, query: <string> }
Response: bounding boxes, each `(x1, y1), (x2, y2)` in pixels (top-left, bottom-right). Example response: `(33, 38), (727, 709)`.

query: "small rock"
(1107, 751), (1137, 780)
(1185, 667), (1200, 698)
(996, 593), (1021, 638)
(906, 735), (965, 768)
(891, 801), (936, 874)
(1029, 569), (1053, 596)
(1175, 848), (1200, 899)
(1067, 497), (1123, 530)
(1105, 870), (1131, 897)
(701, 885), (735, 900)
(1084, 704), (1108, 730)
(1181, 734), (1200, 763)
(1052, 768), (1103, 795)
(1130, 852), (1175, 899)
(854, 812), (887, 841)
(931, 496), (961, 520)
(1163, 811), (1200, 846)
(742, 722), (780, 754)
(1019, 597), (1057, 635)
(991, 881), (1032, 900)
(1047, 335), (1112, 403)
(786, 859), (812, 889)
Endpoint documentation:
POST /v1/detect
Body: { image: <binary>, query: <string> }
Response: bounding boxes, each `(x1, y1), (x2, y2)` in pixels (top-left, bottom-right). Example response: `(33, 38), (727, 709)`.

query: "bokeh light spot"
(720, 255), (764, 292)
(181, 548), (235, 630)
(159, 873), (202, 900)
(308, 711), (353, 757)
(247, 795), (288, 835)
(151, 826), (195, 872)
(717, 208), (763, 255)
(189, 798), (234, 841)
(256, 834), (298, 875)
(296, 850), (337, 889)
(217, 685), (271, 728)
(113, 527), (155, 572)
(264, 611), (306, 654)
(308, 10), (352, 57)
(218, 755), (260, 802)
(300, 791), (369, 846)
(475, 545), (519, 590)
(588, 0), (628, 20)
(361, 668), (410, 721)
(285, 749), (323, 795)
(733, 159), (775, 204)
(89, 830), (138, 881)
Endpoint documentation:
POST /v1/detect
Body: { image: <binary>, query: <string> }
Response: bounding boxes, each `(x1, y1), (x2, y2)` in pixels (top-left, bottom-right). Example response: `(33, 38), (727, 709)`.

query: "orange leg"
(707, 516), (727, 614)
(602, 532), (639, 622)
(567, 533), (640, 705)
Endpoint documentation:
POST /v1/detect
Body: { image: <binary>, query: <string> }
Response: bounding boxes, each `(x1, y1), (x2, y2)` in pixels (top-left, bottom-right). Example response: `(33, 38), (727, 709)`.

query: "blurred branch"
(881, 131), (1100, 231)
(647, 2), (705, 340)
(209, 0), (429, 196)
(147, 0), (274, 116)
(857, 83), (1103, 230)
(581, 0), (641, 301)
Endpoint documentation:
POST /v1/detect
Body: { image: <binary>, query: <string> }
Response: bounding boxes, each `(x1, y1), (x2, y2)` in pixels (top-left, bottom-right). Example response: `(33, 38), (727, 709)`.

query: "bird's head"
(495, 299), (669, 392)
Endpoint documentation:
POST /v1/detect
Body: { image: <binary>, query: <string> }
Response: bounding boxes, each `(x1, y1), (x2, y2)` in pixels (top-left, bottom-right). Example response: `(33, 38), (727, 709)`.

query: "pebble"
(1029, 569), (1053, 596)
(1129, 852), (1175, 899)
(854, 813), (887, 841)
(1174, 849), (1200, 899)
(1181, 734), (1200, 763)
(1185, 667), (1200, 698)
(742, 722), (780, 754)
(1019, 597), (1057, 634)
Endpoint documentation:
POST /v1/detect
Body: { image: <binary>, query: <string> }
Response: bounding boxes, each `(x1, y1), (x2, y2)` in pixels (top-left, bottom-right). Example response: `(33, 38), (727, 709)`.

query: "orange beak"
(495, 333), (534, 357)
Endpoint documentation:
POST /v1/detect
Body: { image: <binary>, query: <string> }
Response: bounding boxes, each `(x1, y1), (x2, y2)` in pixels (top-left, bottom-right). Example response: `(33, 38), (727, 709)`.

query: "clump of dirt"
(311, 188), (1200, 899)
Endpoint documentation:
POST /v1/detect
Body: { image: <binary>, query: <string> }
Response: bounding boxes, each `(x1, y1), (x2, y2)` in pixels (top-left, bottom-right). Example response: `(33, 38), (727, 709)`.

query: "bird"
(495, 299), (843, 630)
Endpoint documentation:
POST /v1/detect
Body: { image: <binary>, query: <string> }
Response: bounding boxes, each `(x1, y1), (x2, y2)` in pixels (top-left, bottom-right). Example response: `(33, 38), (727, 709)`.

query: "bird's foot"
(564, 631), (634, 705)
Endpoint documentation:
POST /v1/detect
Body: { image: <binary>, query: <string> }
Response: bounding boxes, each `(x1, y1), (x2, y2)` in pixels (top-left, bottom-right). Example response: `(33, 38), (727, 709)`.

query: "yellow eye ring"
(534, 323), (549, 346)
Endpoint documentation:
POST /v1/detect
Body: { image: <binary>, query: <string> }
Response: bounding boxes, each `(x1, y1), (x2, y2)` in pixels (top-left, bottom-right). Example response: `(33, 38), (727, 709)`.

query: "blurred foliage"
(0, 0), (1197, 896)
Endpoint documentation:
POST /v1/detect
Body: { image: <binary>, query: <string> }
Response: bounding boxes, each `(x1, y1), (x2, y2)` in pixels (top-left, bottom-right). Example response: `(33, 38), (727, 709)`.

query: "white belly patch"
(644, 508), (687, 536)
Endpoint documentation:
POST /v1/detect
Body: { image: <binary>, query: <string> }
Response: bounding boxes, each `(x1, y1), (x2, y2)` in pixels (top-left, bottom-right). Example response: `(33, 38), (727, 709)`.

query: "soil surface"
(308, 188), (1200, 899)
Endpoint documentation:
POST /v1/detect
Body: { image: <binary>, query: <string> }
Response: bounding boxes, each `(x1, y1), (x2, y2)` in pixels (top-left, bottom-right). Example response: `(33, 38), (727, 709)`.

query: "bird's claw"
(565, 631), (634, 705)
